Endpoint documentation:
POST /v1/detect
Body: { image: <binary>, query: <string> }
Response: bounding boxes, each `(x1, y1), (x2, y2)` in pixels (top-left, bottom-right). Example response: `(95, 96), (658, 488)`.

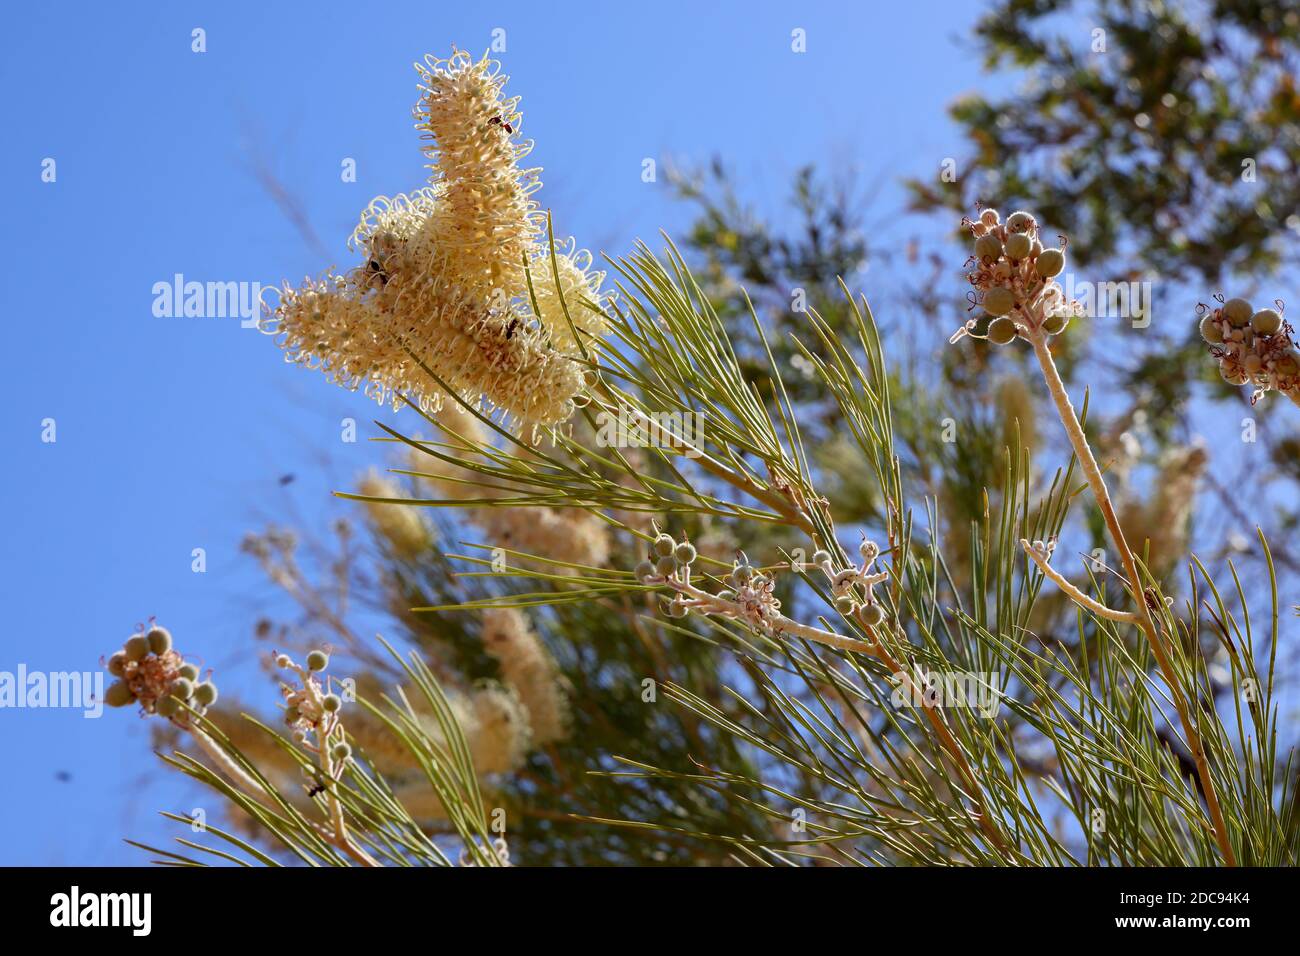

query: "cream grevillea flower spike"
(261, 50), (610, 427)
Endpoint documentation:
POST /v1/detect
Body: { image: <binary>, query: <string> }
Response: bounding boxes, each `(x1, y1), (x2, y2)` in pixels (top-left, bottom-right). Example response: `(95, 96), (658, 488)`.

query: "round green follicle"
(974, 235), (1002, 260)
(1004, 233), (1032, 260)
(1042, 311), (1069, 336)
(634, 559), (655, 582)
(987, 317), (1018, 345)
(1222, 298), (1253, 327)
(860, 603), (886, 627)
(104, 680), (134, 708)
(673, 542), (696, 565)
(1005, 211), (1036, 233)
(652, 534), (675, 557)
(193, 682), (218, 707)
(306, 650), (329, 672)
(146, 626), (172, 655)
(107, 652), (128, 678)
(983, 286), (1015, 316)
(1199, 316), (1224, 343)
(1250, 309), (1283, 335)
(1035, 248), (1065, 278)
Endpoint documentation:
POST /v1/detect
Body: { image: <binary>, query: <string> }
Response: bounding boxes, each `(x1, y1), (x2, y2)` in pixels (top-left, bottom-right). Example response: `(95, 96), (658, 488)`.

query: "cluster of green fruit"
(823, 539), (888, 625)
(966, 208), (1073, 346)
(1199, 297), (1297, 395)
(103, 624), (217, 719)
(635, 532), (698, 585)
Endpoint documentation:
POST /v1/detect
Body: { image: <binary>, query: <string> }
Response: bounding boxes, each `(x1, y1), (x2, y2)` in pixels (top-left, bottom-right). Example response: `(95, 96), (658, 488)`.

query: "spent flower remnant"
(262, 50), (611, 427)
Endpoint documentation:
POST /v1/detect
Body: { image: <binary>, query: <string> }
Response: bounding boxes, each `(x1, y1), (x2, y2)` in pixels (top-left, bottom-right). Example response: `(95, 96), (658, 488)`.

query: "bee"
(307, 781), (326, 799)
(488, 115), (514, 134)
(363, 232), (403, 289)
(504, 317), (520, 340)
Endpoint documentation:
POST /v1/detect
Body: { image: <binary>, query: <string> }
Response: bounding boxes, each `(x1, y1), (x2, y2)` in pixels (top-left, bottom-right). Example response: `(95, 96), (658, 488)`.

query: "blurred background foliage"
(202, 0), (1299, 863)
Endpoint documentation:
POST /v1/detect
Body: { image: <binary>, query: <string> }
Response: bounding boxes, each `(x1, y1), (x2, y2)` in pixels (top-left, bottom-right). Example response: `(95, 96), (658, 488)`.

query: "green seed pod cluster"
(103, 621), (215, 719)
(640, 531), (697, 584)
(965, 208), (1075, 345)
(1199, 296), (1299, 403)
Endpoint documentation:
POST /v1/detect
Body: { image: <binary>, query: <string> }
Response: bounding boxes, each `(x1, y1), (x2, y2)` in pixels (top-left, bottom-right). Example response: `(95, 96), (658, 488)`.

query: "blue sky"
(0, 0), (1057, 864)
